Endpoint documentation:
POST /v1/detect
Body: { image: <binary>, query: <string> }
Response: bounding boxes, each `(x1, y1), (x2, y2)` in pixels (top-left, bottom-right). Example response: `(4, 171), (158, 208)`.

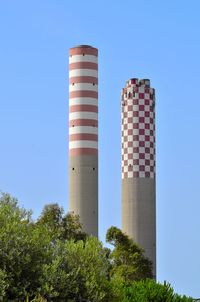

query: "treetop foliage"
(120, 279), (193, 302)
(0, 193), (193, 302)
(37, 202), (87, 242)
(106, 226), (153, 281)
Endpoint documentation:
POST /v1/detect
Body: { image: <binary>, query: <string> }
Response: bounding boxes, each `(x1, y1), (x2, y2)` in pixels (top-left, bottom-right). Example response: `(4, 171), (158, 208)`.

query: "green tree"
(43, 237), (111, 302)
(0, 194), (193, 302)
(37, 203), (87, 242)
(61, 212), (87, 242)
(0, 193), (52, 300)
(0, 269), (8, 301)
(0, 193), (110, 301)
(37, 203), (64, 240)
(119, 279), (193, 302)
(106, 226), (153, 282)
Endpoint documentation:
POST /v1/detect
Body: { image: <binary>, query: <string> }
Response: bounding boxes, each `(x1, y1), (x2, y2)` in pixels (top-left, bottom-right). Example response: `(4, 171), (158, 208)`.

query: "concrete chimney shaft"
(121, 78), (156, 277)
(69, 45), (98, 237)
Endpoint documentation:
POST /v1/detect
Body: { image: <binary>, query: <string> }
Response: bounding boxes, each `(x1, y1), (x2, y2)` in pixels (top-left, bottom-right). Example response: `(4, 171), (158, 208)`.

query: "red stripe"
(69, 76), (98, 84)
(69, 47), (98, 56)
(69, 105), (98, 113)
(69, 91), (98, 99)
(69, 119), (98, 127)
(69, 62), (98, 70)
(69, 148), (98, 155)
(69, 134), (98, 141)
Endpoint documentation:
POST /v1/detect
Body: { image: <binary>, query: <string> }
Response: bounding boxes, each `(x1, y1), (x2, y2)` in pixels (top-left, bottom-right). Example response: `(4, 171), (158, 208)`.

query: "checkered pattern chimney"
(121, 78), (156, 278)
(121, 78), (155, 179)
(69, 45), (98, 237)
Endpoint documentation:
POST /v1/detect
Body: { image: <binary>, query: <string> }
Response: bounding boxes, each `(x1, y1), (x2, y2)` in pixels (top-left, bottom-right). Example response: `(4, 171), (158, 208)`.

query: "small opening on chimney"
(72, 167), (75, 170)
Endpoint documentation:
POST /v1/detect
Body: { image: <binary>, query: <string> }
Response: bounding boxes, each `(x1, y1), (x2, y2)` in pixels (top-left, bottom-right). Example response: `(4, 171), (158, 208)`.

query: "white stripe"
(69, 69), (98, 78)
(69, 112), (98, 121)
(69, 83), (98, 92)
(69, 141), (98, 149)
(69, 54), (97, 64)
(69, 126), (98, 135)
(69, 98), (98, 106)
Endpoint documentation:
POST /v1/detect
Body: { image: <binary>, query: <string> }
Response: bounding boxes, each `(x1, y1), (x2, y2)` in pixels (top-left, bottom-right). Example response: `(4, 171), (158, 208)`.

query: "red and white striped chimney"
(69, 45), (98, 237)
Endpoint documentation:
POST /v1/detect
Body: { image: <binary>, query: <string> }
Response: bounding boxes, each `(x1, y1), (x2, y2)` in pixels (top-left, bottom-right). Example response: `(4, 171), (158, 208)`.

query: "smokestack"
(121, 78), (156, 277)
(69, 45), (98, 237)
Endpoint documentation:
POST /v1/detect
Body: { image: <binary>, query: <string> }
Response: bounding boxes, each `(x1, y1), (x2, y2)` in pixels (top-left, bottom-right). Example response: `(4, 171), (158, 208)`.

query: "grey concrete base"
(69, 155), (98, 237)
(122, 178), (156, 278)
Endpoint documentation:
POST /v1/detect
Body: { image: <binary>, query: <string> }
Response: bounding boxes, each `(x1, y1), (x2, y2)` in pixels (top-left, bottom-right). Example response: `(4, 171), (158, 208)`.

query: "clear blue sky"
(0, 0), (200, 297)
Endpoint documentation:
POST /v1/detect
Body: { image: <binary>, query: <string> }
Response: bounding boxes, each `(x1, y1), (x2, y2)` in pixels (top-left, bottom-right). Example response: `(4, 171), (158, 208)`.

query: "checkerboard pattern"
(121, 78), (156, 179)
